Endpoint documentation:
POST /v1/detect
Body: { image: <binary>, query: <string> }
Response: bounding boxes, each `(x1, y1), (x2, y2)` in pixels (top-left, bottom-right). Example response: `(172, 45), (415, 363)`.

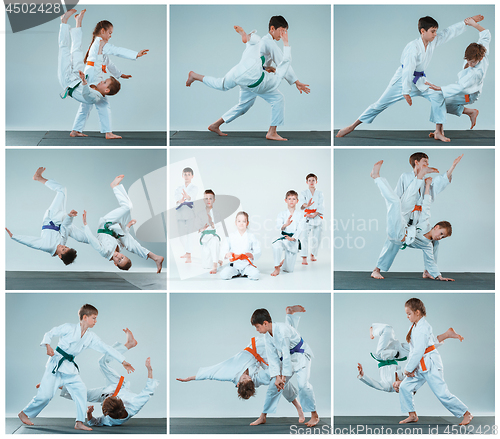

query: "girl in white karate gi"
(175, 167), (198, 264)
(71, 18), (149, 139)
(299, 174), (324, 265)
(220, 211), (261, 281)
(399, 298), (473, 426)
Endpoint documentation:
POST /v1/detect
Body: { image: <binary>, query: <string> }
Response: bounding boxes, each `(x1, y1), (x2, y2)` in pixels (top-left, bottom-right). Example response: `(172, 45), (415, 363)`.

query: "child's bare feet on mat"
(431, 130), (450, 142)
(106, 132), (122, 139)
(75, 421), (92, 431)
(459, 411), (473, 425)
(18, 411), (34, 425)
(234, 25), (249, 43)
(310, 254), (317, 261)
(370, 160), (383, 179)
(399, 414), (418, 424)
(70, 130), (88, 137)
(286, 305), (306, 314)
(266, 132), (288, 141)
(61, 8), (76, 23)
(305, 412), (320, 427)
(208, 123), (228, 136)
(110, 175), (124, 188)
(371, 267), (384, 279)
(271, 266), (281, 276)
(33, 167), (46, 182)
(180, 252), (191, 263)
(445, 327), (464, 342)
(422, 270), (434, 279)
(250, 413), (266, 425)
(302, 256), (308, 265)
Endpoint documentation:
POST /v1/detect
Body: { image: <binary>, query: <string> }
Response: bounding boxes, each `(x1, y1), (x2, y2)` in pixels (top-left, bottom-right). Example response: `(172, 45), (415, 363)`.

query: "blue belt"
(280, 338), (305, 361)
(42, 221), (60, 232)
(402, 65), (426, 84)
(176, 201), (194, 210)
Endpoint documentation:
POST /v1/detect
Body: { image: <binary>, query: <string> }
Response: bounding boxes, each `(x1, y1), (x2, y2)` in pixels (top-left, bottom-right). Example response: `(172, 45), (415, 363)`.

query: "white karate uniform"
(299, 189), (324, 257)
(358, 22), (467, 125)
(11, 179), (89, 257)
(58, 24), (103, 105)
(72, 37), (138, 134)
(264, 317), (316, 413)
(222, 33), (299, 127)
(219, 230), (261, 280)
(83, 184), (150, 261)
(272, 209), (304, 272)
(375, 171), (450, 272)
(175, 183), (198, 254)
(441, 29), (491, 117)
(23, 323), (125, 423)
(399, 317), (468, 417)
(195, 208), (220, 269)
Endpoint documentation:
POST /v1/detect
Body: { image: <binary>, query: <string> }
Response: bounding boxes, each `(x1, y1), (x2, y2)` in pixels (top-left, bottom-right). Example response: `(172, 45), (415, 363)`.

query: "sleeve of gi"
(40, 323), (72, 346)
(404, 323), (429, 373)
(435, 21), (467, 47)
(358, 374), (394, 393)
(124, 378), (159, 418)
(88, 333), (126, 364)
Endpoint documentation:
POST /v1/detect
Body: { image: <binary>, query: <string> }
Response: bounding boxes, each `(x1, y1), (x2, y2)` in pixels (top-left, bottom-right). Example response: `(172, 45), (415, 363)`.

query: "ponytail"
(84, 20), (113, 64)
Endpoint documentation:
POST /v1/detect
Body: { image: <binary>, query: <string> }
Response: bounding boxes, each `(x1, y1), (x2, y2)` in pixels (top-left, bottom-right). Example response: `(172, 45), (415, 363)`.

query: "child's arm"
(82, 211), (107, 257)
(123, 359), (158, 418)
(404, 325), (427, 375)
(86, 405), (102, 427)
(40, 323), (73, 348)
(357, 363), (395, 393)
(102, 42), (144, 61)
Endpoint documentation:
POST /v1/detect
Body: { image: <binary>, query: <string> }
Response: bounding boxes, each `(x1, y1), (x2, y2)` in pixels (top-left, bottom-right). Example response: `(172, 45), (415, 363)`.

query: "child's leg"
(242, 264), (259, 280)
(95, 98), (113, 134)
(399, 374), (425, 418)
(102, 181), (131, 225)
(372, 239), (400, 278)
(309, 225), (321, 259)
(282, 248), (298, 273)
(219, 264), (239, 280)
(99, 341), (128, 386)
(436, 328), (464, 343)
(22, 367), (61, 420)
(42, 179), (68, 226)
(178, 220), (192, 259)
(295, 361), (319, 426)
(272, 240), (285, 272)
(399, 177), (425, 220)
(220, 89), (257, 125)
(257, 91), (286, 140)
(375, 325), (398, 360)
(62, 374), (88, 423)
(70, 27), (84, 74)
(358, 78), (407, 125)
(301, 225), (310, 261)
(58, 23), (76, 89)
(71, 102), (92, 136)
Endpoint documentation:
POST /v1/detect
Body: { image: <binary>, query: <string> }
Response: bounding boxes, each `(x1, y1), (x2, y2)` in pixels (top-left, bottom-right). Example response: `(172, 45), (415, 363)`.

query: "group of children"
(175, 167), (324, 279)
(18, 304), (158, 430)
(6, 167), (164, 273)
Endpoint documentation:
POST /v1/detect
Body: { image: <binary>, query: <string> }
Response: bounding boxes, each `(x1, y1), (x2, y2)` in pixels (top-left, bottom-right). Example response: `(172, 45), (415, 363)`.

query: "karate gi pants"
(72, 99), (112, 134)
(262, 377), (299, 414)
(276, 359), (316, 413)
(359, 77), (447, 125)
(445, 91), (480, 117)
(399, 352), (468, 417)
(219, 263), (259, 280)
(200, 234), (220, 269)
(272, 239), (299, 273)
(300, 223), (321, 257)
(178, 219), (194, 253)
(58, 24), (84, 90)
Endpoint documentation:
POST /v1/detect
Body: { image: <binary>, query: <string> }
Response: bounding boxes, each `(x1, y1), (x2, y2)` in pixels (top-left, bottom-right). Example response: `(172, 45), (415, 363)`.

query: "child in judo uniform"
(220, 211), (261, 281)
(195, 190), (222, 274)
(336, 15), (484, 142)
(399, 298), (473, 426)
(58, 9), (121, 107)
(71, 18), (149, 139)
(60, 328), (158, 427)
(271, 190), (304, 276)
(299, 174), (324, 266)
(82, 175), (164, 273)
(6, 167), (88, 266)
(357, 323), (463, 393)
(18, 304), (135, 431)
(206, 15), (310, 141)
(252, 307), (319, 427)
(175, 167), (198, 264)
(426, 17), (490, 138)
(177, 306), (307, 426)
(186, 25), (292, 141)
(371, 152), (463, 279)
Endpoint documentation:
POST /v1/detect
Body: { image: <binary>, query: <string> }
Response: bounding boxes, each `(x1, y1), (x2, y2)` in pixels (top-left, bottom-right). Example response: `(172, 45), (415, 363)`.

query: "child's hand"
(305, 198), (314, 208)
(285, 236), (295, 241)
(5, 228), (13, 238)
(78, 70), (87, 85)
(403, 94), (412, 106)
(265, 66), (276, 73)
(245, 252), (253, 260)
(284, 215), (293, 228)
(280, 28), (289, 46)
(470, 14), (484, 23)
(200, 224), (208, 232)
(464, 17), (477, 26)
(46, 344), (55, 357)
(68, 210), (78, 217)
(357, 363), (364, 377)
(225, 252), (233, 259)
(82, 210), (87, 226)
(120, 74), (132, 79)
(425, 177), (432, 186)
(122, 361), (135, 374)
(87, 405), (94, 419)
(182, 189), (191, 200)
(145, 357), (152, 371)
(127, 219), (137, 229)
(295, 80), (311, 94)
(137, 49), (149, 58)
(425, 81), (441, 91)
(452, 154), (464, 168)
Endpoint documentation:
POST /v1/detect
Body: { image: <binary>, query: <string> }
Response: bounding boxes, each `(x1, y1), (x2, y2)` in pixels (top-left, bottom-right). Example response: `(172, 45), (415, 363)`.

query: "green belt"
(248, 56), (267, 88)
(272, 231), (301, 251)
(60, 82), (81, 99)
(370, 352), (407, 368)
(200, 229), (220, 245)
(401, 227), (421, 250)
(97, 222), (123, 240)
(52, 346), (79, 374)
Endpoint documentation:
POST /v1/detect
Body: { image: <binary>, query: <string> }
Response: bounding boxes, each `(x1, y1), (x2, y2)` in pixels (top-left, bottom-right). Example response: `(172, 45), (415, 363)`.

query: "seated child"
(271, 190), (304, 276)
(220, 211), (261, 280)
(195, 190), (222, 274)
(175, 167), (198, 264)
(18, 304), (134, 431)
(299, 173), (324, 265)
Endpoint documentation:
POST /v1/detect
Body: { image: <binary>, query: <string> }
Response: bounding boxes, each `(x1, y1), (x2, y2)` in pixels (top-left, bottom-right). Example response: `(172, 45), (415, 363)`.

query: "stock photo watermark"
(334, 215), (379, 249)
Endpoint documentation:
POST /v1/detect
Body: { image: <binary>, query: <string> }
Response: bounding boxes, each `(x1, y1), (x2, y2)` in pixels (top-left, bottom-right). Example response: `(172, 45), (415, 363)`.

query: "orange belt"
(244, 337), (268, 366)
(465, 94), (470, 103)
(419, 345), (436, 371)
(230, 253), (256, 268)
(112, 376), (125, 397)
(304, 208), (323, 219)
(412, 205), (422, 212)
(86, 61), (107, 73)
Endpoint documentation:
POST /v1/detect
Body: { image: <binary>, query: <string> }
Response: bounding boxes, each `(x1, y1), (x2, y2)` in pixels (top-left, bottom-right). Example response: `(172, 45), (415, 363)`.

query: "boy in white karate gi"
(186, 25), (293, 141)
(175, 167), (198, 264)
(18, 304), (135, 431)
(371, 160), (455, 281)
(71, 20), (149, 139)
(177, 306), (307, 425)
(220, 211), (261, 280)
(336, 15), (484, 142)
(426, 18), (490, 138)
(58, 10), (121, 107)
(195, 189), (222, 274)
(82, 175), (164, 273)
(271, 190), (304, 276)
(299, 174), (324, 265)
(399, 298), (472, 425)
(204, 16), (310, 141)
(371, 152), (463, 280)
(6, 167), (88, 266)
(252, 307), (319, 427)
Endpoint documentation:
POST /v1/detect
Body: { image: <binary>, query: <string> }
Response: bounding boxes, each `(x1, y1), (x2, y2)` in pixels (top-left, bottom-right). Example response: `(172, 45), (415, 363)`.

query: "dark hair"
(269, 15), (288, 30)
(405, 298), (427, 343)
(79, 304), (98, 320)
(84, 20), (113, 64)
(102, 396), (128, 419)
(464, 42), (486, 62)
(117, 257), (132, 271)
(106, 77), (121, 96)
(251, 308), (272, 326)
(237, 380), (256, 399)
(434, 221), (452, 236)
(61, 248), (77, 265)
(409, 152), (429, 168)
(183, 167), (194, 175)
(204, 189), (215, 197)
(418, 16), (438, 33)
(306, 173), (318, 182)
(285, 190), (298, 199)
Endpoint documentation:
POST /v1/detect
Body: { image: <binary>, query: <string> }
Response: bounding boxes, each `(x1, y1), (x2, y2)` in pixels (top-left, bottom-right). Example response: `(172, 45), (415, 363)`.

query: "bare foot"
(445, 327), (464, 342)
(234, 25), (249, 43)
(297, 406), (305, 423)
(310, 254), (317, 261)
(468, 109), (479, 129)
(110, 175), (124, 188)
(370, 160), (383, 179)
(127, 219), (137, 228)
(302, 257), (308, 265)
(106, 132), (122, 139)
(286, 305), (306, 314)
(271, 266), (281, 276)
(336, 125), (356, 137)
(432, 130), (451, 143)
(266, 132), (288, 141)
(75, 421), (92, 431)
(422, 270), (434, 279)
(180, 253), (190, 259)
(208, 123), (228, 136)
(250, 414), (266, 425)
(60, 8), (76, 23)
(399, 414), (419, 424)
(33, 167), (46, 182)
(70, 130), (88, 137)
(74, 8), (86, 27)
(123, 328), (138, 349)
(186, 71), (196, 87)
(210, 268), (217, 274)
(185, 255), (192, 264)
(305, 412), (320, 427)
(371, 268), (384, 279)
(18, 411), (34, 426)
(459, 411), (473, 425)
(370, 326), (374, 339)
